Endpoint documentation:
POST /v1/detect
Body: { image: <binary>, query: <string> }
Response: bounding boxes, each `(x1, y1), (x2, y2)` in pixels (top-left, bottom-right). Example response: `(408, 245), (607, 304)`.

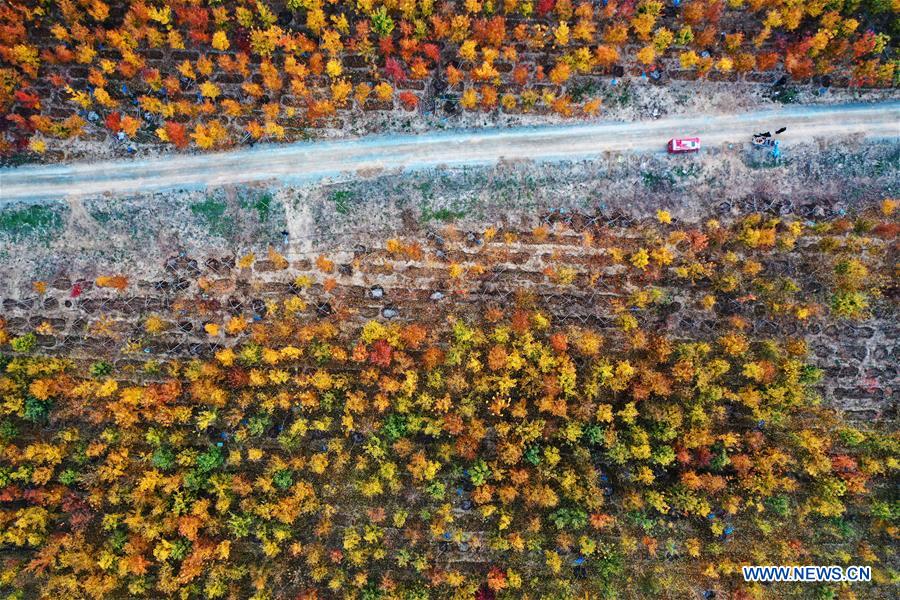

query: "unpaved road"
(2, 101), (898, 203)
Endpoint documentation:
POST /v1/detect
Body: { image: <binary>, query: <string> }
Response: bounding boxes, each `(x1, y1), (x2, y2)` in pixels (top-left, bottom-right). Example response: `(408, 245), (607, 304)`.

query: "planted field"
(1, 0), (897, 159)
(0, 182), (897, 598)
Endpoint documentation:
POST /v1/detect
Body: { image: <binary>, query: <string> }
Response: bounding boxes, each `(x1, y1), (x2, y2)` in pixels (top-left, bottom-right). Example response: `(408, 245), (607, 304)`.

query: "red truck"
(667, 137), (701, 153)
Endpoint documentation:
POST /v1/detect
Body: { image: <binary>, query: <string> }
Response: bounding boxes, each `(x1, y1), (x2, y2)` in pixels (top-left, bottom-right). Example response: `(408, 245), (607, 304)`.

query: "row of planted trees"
(1, 0), (896, 154)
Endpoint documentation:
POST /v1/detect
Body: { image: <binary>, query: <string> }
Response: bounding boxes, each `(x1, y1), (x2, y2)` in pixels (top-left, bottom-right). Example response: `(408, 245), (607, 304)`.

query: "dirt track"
(2, 101), (898, 203)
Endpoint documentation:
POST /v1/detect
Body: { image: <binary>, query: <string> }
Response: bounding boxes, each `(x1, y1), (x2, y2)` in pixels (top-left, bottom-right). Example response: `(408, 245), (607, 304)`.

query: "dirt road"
(2, 101), (898, 203)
